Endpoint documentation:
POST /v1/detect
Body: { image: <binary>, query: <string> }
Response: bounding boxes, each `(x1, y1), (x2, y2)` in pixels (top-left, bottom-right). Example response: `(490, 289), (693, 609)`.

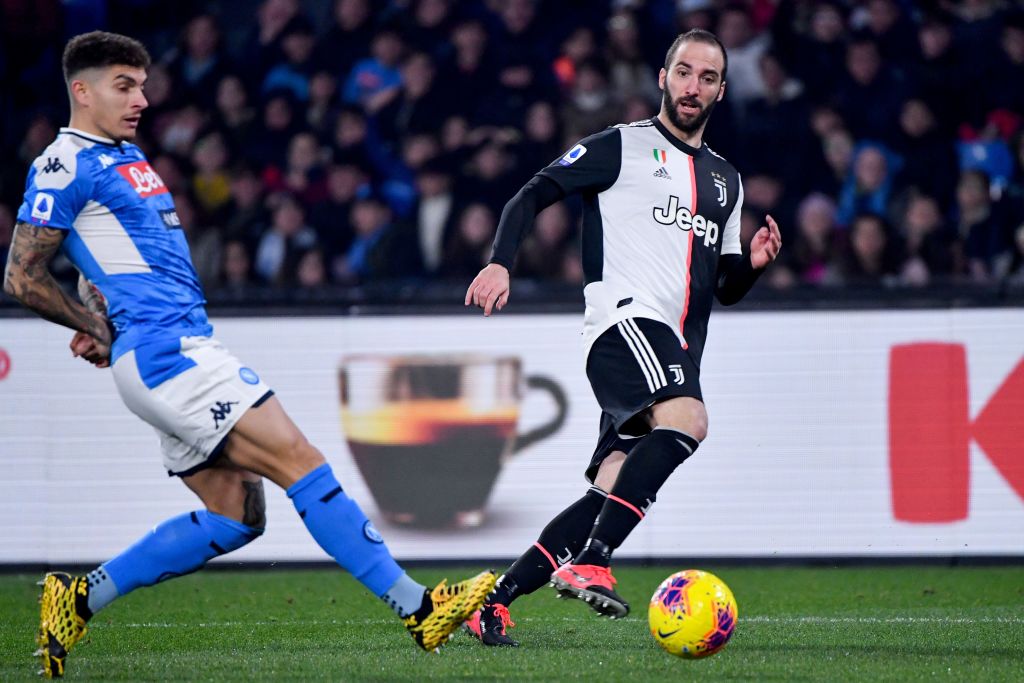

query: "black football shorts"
(584, 317), (702, 483)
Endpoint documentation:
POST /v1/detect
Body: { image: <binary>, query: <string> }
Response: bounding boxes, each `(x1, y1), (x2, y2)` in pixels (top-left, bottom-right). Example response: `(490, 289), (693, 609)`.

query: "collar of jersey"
(60, 126), (119, 146)
(650, 118), (705, 157)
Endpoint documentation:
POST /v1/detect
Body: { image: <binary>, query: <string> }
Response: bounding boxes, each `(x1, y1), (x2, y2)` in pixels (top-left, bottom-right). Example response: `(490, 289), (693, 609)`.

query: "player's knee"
(650, 398), (708, 442)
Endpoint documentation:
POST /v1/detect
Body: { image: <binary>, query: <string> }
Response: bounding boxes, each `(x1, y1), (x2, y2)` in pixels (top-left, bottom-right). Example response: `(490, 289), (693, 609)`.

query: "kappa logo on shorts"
(210, 400), (240, 429)
(239, 367), (260, 385)
(668, 364), (684, 385)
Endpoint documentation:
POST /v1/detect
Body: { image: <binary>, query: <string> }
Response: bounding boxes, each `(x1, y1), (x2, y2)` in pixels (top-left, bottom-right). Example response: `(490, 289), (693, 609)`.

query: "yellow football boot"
(403, 570), (496, 652)
(35, 572), (90, 678)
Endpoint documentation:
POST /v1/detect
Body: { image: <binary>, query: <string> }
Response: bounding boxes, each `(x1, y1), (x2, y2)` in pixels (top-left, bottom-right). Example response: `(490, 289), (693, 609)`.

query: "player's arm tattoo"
(242, 480), (267, 529)
(77, 273), (108, 316)
(3, 222), (110, 341)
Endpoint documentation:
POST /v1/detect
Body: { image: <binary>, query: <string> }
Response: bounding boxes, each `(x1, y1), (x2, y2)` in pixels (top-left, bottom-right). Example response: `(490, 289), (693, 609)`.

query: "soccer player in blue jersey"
(4, 32), (494, 678)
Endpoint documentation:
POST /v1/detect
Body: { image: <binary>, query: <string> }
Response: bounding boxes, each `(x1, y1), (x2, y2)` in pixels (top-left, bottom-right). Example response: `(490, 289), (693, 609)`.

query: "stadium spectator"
(255, 193), (318, 284)
(306, 70), (340, 136)
(176, 192), (222, 289)
(403, 0), (457, 59)
(342, 27), (404, 108)
(716, 4), (769, 108)
(334, 194), (412, 284)
(310, 162), (364, 263)
(220, 239), (256, 287)
(263, 131), (328, 205)
(837, 143), (899, 228)
(892, 99), (960, 212)
(605, 11), (660, 104)
(223, 163), (269, 249)
(909, 12), (963, 134)
(440, 202), (495, 279)
(294, 247), (328, 288)
(441, 19), (495, 122)
(410, 160), (458, 277)
(249, 92), (300, 168)
(190, 130), (233, 223)
(553, 27), (598, 92)
(836, 213), (902, 285)
(789, 193), (840, 286)
(261, 17), (317, 102)
(897, 194), (957, 285)
(213, 74), (258, 152)
(165, 14), (228, 108)
(855, 0), (917, 65)
(315, 0), (374, 80)
(242, 0), (303, 83)
(772, 0), (847, 105)
(373, 51), (453, 142)
(561, 60), (620, 142)
(831, 37), (904, 142)
(517, 202), (574, 281)
(957, 170), (1012, 282)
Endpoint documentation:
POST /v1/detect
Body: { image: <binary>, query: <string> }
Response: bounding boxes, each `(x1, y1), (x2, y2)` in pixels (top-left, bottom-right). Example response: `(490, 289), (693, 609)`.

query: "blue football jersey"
(16, 128), (212, 361)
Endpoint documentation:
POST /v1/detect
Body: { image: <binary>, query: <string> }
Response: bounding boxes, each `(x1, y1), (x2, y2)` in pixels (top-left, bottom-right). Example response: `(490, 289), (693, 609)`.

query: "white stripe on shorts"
(625, 319), (668, 388)
(617, 321), (660, 393)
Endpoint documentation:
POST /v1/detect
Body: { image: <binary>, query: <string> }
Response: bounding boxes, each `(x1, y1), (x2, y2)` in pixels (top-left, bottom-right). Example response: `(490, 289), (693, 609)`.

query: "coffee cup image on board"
(339, 354), (567, 528)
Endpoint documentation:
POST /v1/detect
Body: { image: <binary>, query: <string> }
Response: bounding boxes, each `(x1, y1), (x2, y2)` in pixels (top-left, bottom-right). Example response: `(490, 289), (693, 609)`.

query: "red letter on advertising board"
(889, 344), (970, 522)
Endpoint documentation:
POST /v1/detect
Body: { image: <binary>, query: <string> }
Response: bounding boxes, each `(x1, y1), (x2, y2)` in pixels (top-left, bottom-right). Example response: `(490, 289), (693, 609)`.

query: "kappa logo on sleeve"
(31, 193), (55, 223)
(115, 161), (169, 198)
(558, 143), (588, 167)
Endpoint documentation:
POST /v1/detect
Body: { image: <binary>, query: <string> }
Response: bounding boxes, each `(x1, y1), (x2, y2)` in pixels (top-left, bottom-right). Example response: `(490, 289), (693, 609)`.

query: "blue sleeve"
(16, 148), (93, 231)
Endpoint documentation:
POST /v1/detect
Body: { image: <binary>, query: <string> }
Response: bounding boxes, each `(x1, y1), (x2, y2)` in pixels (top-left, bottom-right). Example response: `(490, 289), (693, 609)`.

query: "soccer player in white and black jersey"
(463, 29), (781, 646)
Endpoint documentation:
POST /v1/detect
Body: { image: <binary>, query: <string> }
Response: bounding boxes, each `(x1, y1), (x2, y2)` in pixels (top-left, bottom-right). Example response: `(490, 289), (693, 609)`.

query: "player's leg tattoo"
(576, 428), (698, 567)
(242, 479), (266, 529)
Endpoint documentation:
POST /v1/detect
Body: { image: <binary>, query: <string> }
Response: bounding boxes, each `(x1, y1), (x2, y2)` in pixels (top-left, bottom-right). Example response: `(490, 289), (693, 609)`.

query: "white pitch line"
(107, 615), (1024, 629)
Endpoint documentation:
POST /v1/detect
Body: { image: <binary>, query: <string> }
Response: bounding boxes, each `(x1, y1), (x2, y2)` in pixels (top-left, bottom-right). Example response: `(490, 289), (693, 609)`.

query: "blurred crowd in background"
(2, 0), (1024, 299)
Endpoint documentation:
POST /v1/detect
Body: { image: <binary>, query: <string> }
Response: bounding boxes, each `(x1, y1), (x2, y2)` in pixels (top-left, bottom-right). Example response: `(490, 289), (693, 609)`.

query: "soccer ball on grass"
(648, 569), (738, 658)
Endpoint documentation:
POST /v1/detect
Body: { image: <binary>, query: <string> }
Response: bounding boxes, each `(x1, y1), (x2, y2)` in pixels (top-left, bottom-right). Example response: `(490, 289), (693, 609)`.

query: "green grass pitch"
(1, 565), (1022, 681)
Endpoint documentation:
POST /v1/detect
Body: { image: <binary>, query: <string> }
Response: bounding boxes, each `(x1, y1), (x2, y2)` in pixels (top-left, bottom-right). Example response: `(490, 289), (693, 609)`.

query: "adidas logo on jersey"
(652, 195), (720, 247)
(653, 166), (672, 180)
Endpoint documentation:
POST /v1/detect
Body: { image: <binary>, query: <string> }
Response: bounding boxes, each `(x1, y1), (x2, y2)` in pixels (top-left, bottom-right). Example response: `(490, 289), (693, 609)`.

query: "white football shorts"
(111, 335), (273, 476)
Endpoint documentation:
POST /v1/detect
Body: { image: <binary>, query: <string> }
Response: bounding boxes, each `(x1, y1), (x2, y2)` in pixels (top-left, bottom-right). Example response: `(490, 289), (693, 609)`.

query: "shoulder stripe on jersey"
(625, 319), (667, 387)
(705, 144), (727, 161)
(614, 119), (655, 129)
(617, 322), (659, 393)
(73, 200), (152, 275)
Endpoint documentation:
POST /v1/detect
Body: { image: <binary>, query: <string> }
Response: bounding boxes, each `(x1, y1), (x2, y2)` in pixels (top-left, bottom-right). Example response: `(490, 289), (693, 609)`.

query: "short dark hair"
(664, 29), (728, 82)
(62, 31), (151, 82)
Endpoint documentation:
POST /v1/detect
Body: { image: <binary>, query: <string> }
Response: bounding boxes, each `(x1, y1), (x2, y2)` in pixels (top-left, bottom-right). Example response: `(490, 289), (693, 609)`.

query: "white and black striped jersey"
(535, 118), (743, 365)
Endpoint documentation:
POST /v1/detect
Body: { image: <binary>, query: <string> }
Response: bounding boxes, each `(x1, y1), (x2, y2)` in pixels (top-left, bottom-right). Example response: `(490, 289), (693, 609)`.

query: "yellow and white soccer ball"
(648, 569), (738, 658)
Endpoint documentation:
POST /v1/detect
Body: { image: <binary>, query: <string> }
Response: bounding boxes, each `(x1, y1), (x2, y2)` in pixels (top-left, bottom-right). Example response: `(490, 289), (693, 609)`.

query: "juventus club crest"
(712, 171), (728, 207)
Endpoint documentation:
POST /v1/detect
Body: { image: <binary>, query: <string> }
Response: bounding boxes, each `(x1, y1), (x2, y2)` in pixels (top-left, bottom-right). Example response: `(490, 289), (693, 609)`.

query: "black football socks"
(575, 428), (698, 567)
(490, 487), (607, 605)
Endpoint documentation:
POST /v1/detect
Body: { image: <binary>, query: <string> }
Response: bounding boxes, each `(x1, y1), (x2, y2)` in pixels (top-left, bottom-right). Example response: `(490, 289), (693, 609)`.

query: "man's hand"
(749, 214), (782, 269)
(465, 263), (510, 316)
(70, 326), (111, 368)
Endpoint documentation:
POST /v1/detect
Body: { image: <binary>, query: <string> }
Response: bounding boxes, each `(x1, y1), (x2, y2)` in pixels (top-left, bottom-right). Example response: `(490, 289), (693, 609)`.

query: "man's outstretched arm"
(465, 175), (564, 316)
(4, 222), (112, 348)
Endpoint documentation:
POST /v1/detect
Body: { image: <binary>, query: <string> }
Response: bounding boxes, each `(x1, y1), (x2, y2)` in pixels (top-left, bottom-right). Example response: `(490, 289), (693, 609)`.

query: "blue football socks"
(92, 510), (262, 616)
(287, 464), (408, 598)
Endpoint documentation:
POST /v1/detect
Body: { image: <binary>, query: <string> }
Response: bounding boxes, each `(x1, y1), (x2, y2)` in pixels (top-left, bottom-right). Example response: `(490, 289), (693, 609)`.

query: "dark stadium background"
(1, 0), (1023, 311)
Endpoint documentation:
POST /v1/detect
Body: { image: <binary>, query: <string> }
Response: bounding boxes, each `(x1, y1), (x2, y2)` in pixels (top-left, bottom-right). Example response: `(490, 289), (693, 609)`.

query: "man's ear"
(658, 67), (666, 91)
(716, 80), (726, 102)
(69, 78), (91, 109)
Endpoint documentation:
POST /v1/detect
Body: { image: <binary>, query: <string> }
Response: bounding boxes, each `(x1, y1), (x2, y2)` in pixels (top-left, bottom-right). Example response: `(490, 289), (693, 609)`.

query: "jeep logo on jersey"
(652, 195), (720, 247)
(116, 161), (169, 197)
